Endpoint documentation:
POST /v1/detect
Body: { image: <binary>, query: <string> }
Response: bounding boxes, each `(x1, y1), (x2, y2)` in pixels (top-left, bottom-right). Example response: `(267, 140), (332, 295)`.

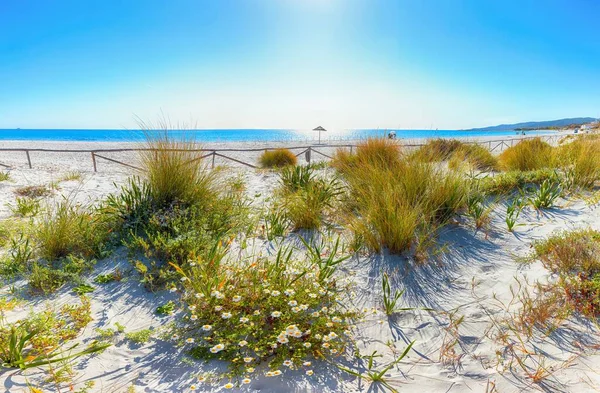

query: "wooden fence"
(0, 134), (564, 172)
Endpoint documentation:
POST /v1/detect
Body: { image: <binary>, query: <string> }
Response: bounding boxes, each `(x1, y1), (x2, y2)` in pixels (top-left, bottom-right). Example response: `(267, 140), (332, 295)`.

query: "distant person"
(388, 131), (397, 139)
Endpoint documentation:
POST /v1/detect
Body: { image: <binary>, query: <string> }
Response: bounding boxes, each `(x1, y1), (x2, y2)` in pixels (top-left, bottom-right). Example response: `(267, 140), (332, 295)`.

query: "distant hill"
(467, 117), (597, 131)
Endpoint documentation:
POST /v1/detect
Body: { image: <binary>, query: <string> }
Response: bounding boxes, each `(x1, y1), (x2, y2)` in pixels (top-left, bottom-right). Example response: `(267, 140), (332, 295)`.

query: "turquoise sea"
(0, 128), (553, 142)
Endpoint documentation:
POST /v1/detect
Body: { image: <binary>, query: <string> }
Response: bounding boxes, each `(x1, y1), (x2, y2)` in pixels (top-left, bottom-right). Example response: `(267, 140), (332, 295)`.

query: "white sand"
(3, 133), (600, 393)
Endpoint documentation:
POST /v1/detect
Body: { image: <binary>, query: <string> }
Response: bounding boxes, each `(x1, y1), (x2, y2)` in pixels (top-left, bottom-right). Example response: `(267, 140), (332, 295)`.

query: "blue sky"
(0, 0), (599, 129)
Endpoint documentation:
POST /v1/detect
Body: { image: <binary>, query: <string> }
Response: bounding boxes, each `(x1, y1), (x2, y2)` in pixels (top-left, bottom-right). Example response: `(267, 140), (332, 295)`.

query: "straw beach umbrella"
(313, 126), (327, 144)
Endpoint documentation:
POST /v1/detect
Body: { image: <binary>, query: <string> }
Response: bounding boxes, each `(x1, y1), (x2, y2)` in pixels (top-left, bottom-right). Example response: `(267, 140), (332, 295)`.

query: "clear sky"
(1, 0), (599, 130)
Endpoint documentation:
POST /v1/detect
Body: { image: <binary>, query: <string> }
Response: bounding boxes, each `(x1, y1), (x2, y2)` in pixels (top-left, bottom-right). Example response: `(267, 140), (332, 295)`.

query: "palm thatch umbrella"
(312, 126), (327, 144)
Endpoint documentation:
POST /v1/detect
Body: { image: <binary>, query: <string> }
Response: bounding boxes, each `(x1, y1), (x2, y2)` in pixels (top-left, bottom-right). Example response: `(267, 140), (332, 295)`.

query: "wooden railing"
(0, 134), (565, 172)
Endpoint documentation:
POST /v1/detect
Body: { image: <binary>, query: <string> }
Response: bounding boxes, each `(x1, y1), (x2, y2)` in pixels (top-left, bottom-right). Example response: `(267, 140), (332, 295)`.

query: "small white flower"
(306, 370), (314, 376)
(186, 337), (195, 344)
(181, 277), (189, 282)
(224, 383), (234, 389)
(271, 311), (282, 318)
(171, 334), (179, 340)
(246, 367), (255, 372)
(332, 316), (341, 323)
(189, 305), (196, 311)
(284, 289), (295, 296)
(303, 342), (312, 348)
(270, 290), (281, 297)
(253, 310), (261, 316)
(195, 293), (204, 299)
(190, 315), (198, 321)
(222, 312), (232, 319)
(215, 305), (223, 311)
(169, 287), (177, 293)
(311, 311), (320, 317)
(243, 357), (254, 363)
(238, 340), (248, 347)
(283, 360), (293, 367)
(299, 304), (308, 311)
(202, 325), (212, 331)
(308, 293), (317, 299)
(277, 336), (289, 344)
(271, 343), (278, 349)
(288, 300), (298, 307)
(303, 361), (312, 366)
(272, 370), (282, 376)
(291, 307), (301, 313)
(232, 295), (242, 303)
(240, 317), (249, 323)
(242, 378), (251, 384)
(209, 343), (225, 353)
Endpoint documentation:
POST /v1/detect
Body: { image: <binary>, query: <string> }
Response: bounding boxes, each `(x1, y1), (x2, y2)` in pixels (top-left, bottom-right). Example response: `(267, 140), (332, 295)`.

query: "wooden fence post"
(25, 151), (32, 169)
(212, 151), (216, 169)
(306, 146), (312, 163)
(91, 152), (97, 172)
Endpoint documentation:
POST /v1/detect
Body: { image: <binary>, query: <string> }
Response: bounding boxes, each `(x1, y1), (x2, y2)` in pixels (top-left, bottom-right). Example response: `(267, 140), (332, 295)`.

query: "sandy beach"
(2, 133), (600, 393)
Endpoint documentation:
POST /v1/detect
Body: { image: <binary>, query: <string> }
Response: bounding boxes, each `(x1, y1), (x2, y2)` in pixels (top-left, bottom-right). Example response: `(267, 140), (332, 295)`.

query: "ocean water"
(0, 128), (553, 142)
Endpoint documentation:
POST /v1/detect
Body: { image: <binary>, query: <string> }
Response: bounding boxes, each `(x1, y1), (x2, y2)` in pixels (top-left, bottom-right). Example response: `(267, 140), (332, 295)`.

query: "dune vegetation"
(1, 132), (600, 391)
(259, 148), (297, 168)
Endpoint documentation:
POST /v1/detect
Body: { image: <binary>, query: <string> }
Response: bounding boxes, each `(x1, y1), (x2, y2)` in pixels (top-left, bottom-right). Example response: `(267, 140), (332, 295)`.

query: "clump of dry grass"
(259, 148), (297, 168)
(333, 138), (468, 257)
(532, 229), (600, 318)
(411, 138), (464, 162)
(14, 185), (52, 199)
(498, 138), (554, 171)
(410, 139), (497, 171)
(448, 144), (498, 171)
(554, 138), (600, 189)
(332, 137), (402, 171)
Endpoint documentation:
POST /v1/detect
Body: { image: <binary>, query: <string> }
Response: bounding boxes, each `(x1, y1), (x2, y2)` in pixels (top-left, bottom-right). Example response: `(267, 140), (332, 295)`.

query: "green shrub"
(0, 297), (108, 370)
(9, 197), (40, 217)
(0, 172), (10, 182)
(479, 169), (558, 195)
(172, 240), (356, 377)
(498, 138), (554, 171)
(259, 149), (297, 168)
(125, 329), (153, 344)
(156, 301), (176, 315)
(29, 255), (95, 293)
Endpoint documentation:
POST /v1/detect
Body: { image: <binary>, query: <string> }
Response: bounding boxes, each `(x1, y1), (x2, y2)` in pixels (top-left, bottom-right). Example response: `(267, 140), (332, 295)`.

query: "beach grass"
(333, 138), (468, 256)
(259, 148), (297, 168)
(498, 138), (554, 171)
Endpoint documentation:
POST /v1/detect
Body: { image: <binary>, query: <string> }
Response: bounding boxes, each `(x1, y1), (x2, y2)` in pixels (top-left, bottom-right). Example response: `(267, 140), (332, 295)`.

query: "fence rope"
(0, 134), (569, 172)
